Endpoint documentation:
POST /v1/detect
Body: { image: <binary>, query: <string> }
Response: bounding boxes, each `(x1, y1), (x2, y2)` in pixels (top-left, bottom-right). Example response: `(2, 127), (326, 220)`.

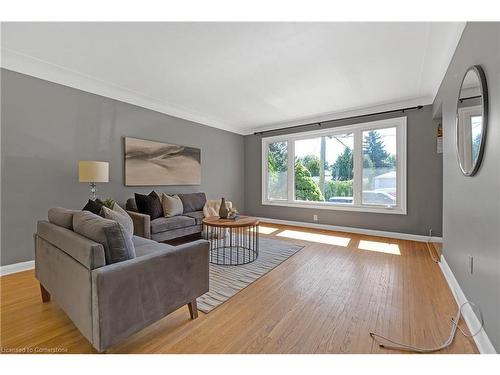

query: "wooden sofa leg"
(40, 284), (51, 303)
(188, 300), (198, 319)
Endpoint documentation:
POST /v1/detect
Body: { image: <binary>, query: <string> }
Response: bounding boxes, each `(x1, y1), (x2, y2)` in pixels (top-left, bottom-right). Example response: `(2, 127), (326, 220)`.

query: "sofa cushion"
(161, 193), (184, 217)
(37, 220), (106, 269)
(48, 207), (79, 230)
(73, 211), (136, 265)
(132, 235), (174, 257)
(178, 192), (207, 213)
(135, 191), (163, 219)
(150, 216), (196, 234)
(184, 210), (204, 225)
(101, 205), (134, 240)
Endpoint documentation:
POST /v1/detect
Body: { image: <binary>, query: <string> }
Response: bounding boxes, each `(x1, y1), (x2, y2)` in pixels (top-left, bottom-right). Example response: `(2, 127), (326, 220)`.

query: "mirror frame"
(456, 65), (488, 176)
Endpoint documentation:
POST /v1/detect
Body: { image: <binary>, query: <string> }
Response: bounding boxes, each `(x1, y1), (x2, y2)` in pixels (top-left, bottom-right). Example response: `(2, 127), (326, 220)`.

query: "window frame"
(261, 116), (407, 215)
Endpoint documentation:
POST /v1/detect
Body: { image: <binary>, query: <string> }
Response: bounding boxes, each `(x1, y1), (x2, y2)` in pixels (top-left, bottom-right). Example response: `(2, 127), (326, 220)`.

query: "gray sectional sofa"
(126, 192), (206, 241)
(34, 207), (209, 352)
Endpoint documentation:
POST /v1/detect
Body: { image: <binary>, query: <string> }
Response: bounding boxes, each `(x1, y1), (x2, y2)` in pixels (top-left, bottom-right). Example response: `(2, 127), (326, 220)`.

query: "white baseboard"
(439, 255), (497, 354)
(257, 217), (443, 243)
(0, 260), (35, 276)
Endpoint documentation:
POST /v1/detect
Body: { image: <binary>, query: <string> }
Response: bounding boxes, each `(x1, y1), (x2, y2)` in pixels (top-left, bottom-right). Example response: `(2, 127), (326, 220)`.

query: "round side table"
(202, 216), (260, 266)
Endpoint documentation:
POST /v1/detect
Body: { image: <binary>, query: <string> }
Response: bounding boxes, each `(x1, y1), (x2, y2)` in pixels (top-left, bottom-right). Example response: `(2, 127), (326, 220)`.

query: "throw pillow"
(48, 207), (79, 229)
(161, 193), (184, 217)
(73, 211), (136, 265)
(102, 223), (136, 264)
(82, 199), (104, 215)
(178, 192), (207, 213)
(112, 202), (129, 217)
(135, 191), (163, 219)
(101, 205), (134, 240)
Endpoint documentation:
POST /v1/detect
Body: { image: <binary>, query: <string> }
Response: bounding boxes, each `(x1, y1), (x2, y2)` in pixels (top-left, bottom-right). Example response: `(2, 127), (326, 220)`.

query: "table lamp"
(79, 161), (109, 200)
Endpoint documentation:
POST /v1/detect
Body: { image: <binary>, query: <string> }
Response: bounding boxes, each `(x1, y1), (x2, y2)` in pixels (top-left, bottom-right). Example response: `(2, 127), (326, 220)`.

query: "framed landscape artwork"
(124, 137), (201, 186)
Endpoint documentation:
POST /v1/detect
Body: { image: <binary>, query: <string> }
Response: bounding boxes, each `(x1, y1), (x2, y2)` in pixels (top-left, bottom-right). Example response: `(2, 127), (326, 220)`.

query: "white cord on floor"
(369, 301), (484, 353)
(426, 241), (441, 263)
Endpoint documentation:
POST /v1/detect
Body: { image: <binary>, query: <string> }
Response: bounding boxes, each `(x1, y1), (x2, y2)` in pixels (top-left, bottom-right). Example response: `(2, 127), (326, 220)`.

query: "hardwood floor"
(0, 223), (478, 354)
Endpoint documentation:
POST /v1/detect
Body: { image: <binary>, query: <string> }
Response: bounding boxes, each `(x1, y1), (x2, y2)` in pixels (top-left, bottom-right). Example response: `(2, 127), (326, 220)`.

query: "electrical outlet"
(468, 255), (474, 275)
(313, 214), (319, 222)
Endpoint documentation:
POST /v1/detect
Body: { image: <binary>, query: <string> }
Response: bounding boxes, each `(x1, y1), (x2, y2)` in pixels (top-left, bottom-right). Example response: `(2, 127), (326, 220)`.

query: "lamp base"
(90, 182), (96, 201)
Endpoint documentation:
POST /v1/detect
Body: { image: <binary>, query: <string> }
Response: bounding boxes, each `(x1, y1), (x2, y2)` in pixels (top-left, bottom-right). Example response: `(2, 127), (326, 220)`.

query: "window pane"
(362, 127), (397, 206)
(326, 134), (354, 204)
(294, 134), (354, 203)
(294, 137), (324, 202)
(267, 141), (288, 200)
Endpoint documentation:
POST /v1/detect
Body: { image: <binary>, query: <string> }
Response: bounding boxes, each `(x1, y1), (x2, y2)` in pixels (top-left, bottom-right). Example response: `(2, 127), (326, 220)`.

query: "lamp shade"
(79, 161), (109, 183)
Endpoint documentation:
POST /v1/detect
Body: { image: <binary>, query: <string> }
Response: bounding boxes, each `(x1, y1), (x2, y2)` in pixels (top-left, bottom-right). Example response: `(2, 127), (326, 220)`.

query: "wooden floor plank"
(0, 223), (478, 354)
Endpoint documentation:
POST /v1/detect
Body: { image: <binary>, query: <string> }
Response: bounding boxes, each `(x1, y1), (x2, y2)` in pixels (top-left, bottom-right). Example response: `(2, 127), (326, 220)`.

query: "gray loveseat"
(126, 192), (206, 241)
(34, 208), (209, 352)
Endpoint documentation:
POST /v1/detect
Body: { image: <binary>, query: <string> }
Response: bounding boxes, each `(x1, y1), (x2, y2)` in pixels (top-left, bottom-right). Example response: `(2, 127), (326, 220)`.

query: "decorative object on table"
(455, 65), (488, 176)
(202, 216), (260, 266)
(227, 208), (240, 220)
(197, 237), (304, 313)
(124, 137), (201, 186)
(218, 197), (229, 219)
(79, 161), (109, 200)
(82, 198), (104, 215)
(134, 191), (164, 219)
(203, 199), (233, 217)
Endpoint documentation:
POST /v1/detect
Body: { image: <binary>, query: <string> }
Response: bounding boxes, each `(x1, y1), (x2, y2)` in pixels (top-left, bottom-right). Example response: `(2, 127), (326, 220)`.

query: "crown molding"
(1, 47), (435, 137)
(1, 47), (240, 134)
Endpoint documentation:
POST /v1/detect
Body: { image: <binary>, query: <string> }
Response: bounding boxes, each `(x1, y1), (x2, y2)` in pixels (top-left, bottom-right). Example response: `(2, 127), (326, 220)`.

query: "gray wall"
(1, 69), (245, 266)
(432, 22), (500, 351)
(244, 105), (443, 236)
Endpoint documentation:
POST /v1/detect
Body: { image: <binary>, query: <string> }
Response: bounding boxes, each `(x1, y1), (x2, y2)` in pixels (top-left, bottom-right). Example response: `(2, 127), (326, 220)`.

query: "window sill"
(261, 200), (407, 215)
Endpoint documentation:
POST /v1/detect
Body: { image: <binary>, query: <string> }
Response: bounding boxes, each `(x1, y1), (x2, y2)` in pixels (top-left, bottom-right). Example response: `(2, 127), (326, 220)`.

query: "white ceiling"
(1, 22), (465, 135)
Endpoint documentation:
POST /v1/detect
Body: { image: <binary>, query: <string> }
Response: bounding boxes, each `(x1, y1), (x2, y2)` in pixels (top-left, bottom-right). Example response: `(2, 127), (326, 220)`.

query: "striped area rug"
(197, 237), (304, 313)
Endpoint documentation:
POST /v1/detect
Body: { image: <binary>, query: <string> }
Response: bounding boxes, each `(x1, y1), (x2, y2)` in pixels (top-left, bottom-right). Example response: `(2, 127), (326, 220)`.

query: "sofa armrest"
(91, 239), (209, 351)
(127, 210), (151, 239)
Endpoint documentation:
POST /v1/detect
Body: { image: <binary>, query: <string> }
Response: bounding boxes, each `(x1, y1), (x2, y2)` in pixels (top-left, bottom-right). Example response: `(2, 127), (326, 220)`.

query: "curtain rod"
(459, 95), (481, 103)
(254, 105), (424, 136)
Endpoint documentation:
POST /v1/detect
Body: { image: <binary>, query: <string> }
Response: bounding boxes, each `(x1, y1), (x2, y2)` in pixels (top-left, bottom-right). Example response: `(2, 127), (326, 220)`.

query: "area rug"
(197, 237), (304, 313)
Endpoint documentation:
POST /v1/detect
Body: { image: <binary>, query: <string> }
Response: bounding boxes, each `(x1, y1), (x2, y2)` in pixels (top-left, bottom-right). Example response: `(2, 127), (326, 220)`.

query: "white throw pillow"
(101, 204), (134, 240)
(161, 193), (184, 217)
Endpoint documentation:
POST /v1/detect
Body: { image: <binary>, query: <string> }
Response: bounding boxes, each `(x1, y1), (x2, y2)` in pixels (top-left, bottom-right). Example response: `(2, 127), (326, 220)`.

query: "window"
(262, 117), (406, 214)
(266, 141), (288, 200)
(362, 127), (397, 206)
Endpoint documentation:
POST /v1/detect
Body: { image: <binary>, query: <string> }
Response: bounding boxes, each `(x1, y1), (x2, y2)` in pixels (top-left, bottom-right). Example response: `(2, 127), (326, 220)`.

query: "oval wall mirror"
(456, 65), (488, 176)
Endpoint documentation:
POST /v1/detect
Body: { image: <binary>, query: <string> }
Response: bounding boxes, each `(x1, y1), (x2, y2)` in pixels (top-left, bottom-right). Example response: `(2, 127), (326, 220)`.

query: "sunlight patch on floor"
(358, 240), (401, 255)
(249, 226), (279, 234)
(277, 229), (351, 247)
